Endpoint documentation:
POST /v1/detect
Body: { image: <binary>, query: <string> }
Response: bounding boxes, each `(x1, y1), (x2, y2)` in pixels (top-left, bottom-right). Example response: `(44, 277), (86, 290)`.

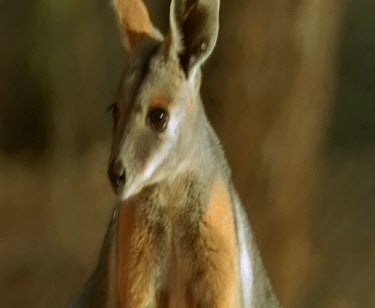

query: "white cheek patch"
(142, 112), (181, 182)
(120, 143), (171, 201)
(143, 141), (171, 181)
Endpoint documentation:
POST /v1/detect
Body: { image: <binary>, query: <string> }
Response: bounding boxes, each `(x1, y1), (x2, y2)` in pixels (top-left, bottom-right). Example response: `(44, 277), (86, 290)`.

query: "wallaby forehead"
(141, 54), (185, 100)
(120, 43), (185, 107)
(119, 41), (160, 105)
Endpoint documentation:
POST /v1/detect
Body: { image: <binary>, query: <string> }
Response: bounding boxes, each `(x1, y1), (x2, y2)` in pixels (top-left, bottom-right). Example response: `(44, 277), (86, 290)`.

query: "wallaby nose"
(108, 159), (126, 193)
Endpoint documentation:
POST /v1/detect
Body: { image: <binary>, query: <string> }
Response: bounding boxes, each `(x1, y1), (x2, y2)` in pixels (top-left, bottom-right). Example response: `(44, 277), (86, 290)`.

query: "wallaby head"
(108, 0), (220, 200)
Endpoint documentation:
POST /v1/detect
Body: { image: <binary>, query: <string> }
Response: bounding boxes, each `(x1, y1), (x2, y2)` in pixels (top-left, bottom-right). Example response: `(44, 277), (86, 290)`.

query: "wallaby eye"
(147, 107), (169, 132)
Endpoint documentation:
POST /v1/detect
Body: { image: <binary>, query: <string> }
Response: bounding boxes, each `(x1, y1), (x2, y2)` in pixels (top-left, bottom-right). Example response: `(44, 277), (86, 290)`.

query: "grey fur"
(70, 0), (281, 307)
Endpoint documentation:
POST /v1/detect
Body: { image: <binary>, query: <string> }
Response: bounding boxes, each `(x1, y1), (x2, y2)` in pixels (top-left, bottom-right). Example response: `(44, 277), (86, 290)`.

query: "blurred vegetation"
(0, 0), (374, 307)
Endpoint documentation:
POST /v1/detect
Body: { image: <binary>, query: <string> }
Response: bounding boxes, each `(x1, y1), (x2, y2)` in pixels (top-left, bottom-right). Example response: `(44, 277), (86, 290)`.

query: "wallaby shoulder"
(230, 187), (281, 308)
(205, 122), (280, 307)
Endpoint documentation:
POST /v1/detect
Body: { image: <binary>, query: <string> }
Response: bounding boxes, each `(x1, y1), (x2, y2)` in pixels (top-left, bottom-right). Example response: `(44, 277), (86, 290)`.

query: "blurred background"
(0, 0), (374, 307)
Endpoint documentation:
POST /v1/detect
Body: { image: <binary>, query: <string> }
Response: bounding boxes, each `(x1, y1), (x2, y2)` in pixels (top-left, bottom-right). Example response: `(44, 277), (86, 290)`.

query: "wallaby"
(70, 0), (280, 307)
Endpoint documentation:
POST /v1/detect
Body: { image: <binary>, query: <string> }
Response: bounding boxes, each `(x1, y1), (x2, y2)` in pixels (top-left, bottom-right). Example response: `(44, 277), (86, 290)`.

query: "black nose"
(108, 159), (126, 193)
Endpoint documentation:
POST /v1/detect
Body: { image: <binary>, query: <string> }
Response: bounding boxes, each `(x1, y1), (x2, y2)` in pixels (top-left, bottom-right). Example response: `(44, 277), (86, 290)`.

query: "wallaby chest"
(116, 177), (241, 307)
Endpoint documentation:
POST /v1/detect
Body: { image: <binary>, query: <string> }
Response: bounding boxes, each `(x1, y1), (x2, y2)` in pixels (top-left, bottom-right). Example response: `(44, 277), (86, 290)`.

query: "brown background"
(1, 0), (374, 307)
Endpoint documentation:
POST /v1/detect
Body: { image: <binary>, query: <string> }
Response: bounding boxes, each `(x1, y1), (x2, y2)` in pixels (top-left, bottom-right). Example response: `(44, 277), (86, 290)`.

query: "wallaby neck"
(178, 96), (231, 187)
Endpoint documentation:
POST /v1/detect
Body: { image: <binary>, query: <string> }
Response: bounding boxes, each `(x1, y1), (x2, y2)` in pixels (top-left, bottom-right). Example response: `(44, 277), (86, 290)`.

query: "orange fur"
(189, 177), (240, 307)
(113, 0), (156, 53)
(116, 177), (240, 307)
(117, 199), (156, 308)
(149, 96), (171, 110)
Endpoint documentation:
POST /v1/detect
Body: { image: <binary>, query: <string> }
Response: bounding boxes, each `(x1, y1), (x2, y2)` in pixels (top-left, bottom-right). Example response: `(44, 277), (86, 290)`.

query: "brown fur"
(185, 177), (240, 307)
(115, 176), (240, 307)
(161, 32), (173, 55)
(117, 189), (164, 307)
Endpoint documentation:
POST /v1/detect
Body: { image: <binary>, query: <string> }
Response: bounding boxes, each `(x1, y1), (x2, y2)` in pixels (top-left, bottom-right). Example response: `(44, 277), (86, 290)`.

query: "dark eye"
(147, 107), (169, 132)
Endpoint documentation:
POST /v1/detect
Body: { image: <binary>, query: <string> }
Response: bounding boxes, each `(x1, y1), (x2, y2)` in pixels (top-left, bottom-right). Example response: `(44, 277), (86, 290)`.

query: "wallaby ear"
(167, 0), (220, 78)
(113, 0), (163, 56)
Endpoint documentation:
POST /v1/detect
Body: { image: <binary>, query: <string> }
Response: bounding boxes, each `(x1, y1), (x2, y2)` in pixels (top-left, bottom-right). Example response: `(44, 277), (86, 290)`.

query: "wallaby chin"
(71, 0), (281, 307)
